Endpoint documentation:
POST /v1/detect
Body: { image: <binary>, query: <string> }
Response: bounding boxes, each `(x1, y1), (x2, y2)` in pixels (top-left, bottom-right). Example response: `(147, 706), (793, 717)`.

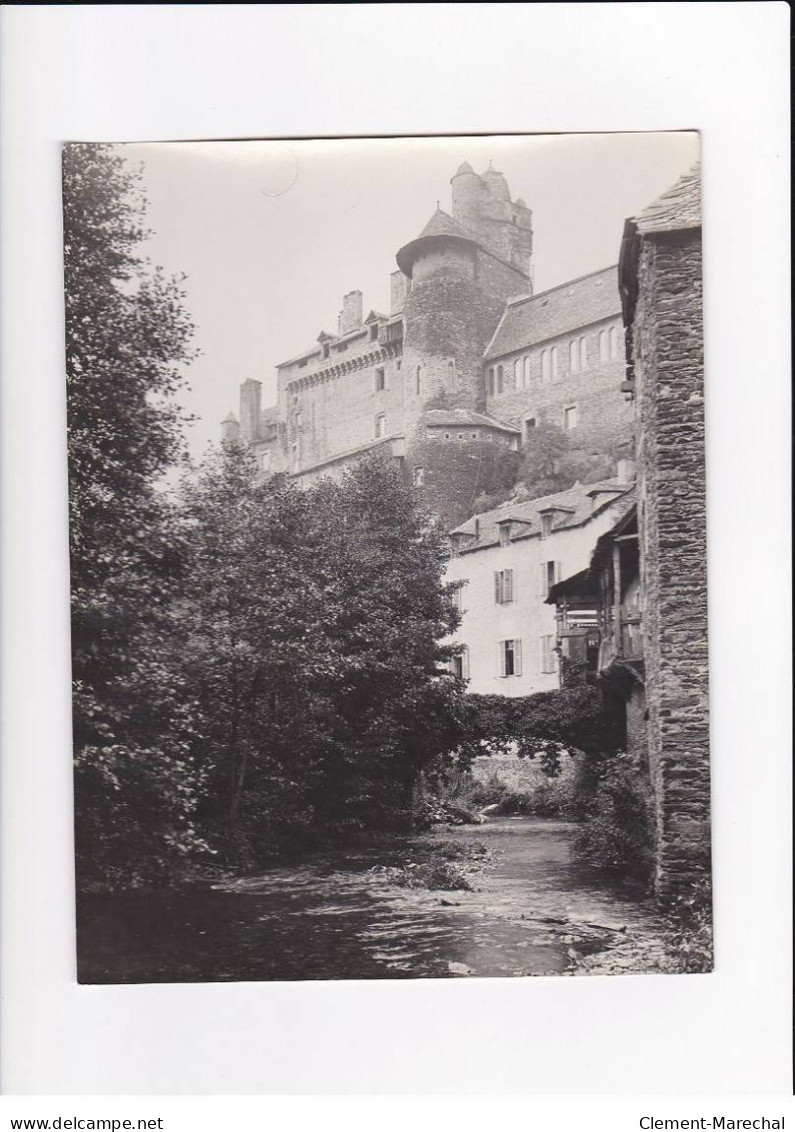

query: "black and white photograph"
(65, 132), (713, 984)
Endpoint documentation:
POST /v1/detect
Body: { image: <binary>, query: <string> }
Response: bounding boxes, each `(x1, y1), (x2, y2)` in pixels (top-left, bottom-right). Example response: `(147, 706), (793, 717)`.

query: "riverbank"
(77, 816), (674, 983)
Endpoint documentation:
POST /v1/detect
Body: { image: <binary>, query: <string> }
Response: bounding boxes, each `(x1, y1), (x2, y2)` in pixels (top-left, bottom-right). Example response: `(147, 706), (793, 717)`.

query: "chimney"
(617, 458), (636, 484)
(338, 290), (363, 335)
(239, 379), (262, 443)
(221, 411), (241, 444)
(390, 270), (410, 315)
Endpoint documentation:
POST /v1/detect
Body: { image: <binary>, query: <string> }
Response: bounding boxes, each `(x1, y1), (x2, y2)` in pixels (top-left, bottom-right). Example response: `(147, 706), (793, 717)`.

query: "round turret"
(221, 411), (241, 444)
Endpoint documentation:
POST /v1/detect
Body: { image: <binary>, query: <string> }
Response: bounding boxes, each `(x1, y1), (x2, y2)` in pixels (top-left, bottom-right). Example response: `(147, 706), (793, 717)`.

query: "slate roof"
(484, 266), (621, 360)
(424, 408), (521, 435)
(418, 208), (480, 242)
(634, 163), (701, 234)
(450, 479), (633, 552)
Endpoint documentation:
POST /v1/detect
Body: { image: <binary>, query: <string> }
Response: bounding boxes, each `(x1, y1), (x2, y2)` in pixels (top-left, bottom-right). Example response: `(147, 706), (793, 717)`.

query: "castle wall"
(272, 328), (405, 474)
(633, 228), (710, 901)
(485, 315), (634, 457)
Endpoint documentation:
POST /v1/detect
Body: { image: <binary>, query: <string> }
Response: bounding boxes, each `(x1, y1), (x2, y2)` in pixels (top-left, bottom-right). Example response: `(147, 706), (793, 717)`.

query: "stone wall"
(471, 750), (583, 807)
(485, 319), (634, 460)
(633, 228), (710, 899)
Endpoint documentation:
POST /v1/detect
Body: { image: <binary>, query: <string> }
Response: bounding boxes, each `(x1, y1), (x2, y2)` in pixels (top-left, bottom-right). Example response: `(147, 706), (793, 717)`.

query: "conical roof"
(396, 208), (480, 276)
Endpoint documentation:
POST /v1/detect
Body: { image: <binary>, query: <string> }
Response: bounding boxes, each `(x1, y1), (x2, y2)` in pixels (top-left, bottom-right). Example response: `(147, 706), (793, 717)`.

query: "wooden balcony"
(598, 608), (644, 672)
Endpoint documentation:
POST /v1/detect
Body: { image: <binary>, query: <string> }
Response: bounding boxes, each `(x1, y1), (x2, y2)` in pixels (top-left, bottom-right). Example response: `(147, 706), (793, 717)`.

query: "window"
(498, 522), (511, 548)
(541, 349), (550, 384)
(564, 404), (579, 430)
(540, 634), (556, 674)
(541, 513), (553, 539)
(579, 336), (588, 370)
(523, 416), (536, 442)
(374, 412), (386, 438)
(499, 639), (522, 678)
(488, 367), (495, 396)
(396, 359), (402, 371)
(452, 646), (469, 680)
(450, 584), (464, 613)
(523, 355), (531, 387)
(369, 322), (379, 341)
(551, 346), (559, 380)
(413, 465), (424, 487)
(539, 560), (559, 597)
(416, 365), (422, 396)
(513, 359), (521, 388)
(448, 360), (455, 386)
(471, 431), (478, 439)
(494, 568), (515, 603)
(322, 341), (330, 360)
(497, 364), (504, 394)
(609, 326), (619, 359)
(599, 329), (609, 362)
(374, 367), (385, 392)
(569, 340), (579, 373)
(457, 433), (465, 441)
(337, 341), (348, 353)
(444, 432), (451, 440)
(294, 409), (302, 431)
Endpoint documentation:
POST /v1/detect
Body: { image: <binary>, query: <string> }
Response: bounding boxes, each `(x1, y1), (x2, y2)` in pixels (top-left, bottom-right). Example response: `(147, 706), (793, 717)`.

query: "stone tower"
(395, 165), (533, 523)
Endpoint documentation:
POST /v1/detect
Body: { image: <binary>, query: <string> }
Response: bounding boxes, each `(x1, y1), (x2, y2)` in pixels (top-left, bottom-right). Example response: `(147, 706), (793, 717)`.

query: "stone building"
(549, 165), (708, 902)
(443, 466), (635, 698)
(618, 162), (710, 900)
(223, 163), (633, 524)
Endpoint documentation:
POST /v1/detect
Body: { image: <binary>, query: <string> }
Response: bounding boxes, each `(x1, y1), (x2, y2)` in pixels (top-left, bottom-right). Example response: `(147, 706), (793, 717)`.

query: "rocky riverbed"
(77, 816), (673, 983)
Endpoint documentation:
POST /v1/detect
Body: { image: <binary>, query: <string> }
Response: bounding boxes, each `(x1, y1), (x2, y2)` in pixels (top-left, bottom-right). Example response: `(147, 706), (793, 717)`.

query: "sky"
(119, 132), (700, 459)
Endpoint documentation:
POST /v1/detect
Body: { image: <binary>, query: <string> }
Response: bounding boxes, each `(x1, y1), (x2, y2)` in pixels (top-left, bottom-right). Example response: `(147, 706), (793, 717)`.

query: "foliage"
(471, 422), (623, 515)
(64, 143), (204, 888)
(446, 683), (618, 777)
(572, 751), (654, 884)
(660, 877), (713, 973)
(178, 446), (469, 863)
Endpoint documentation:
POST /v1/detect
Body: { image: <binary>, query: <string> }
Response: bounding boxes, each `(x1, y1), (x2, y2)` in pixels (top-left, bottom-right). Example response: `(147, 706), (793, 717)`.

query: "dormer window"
(498, 521), (511, 548)
(541, 513), (553, 539)
(369, 323), (379, 341)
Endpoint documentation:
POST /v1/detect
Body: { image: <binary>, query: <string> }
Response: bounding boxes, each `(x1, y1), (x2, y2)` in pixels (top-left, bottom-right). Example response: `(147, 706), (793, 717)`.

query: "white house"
(444, 465), (635, 697)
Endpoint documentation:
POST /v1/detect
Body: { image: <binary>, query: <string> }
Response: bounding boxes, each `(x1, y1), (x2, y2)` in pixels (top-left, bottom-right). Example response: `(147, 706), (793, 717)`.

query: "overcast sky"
(119, 132), (699, 458)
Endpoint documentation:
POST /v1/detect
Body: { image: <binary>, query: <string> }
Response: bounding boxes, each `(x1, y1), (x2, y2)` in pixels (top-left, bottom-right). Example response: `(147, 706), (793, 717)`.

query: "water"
(77, 817), (670, 983)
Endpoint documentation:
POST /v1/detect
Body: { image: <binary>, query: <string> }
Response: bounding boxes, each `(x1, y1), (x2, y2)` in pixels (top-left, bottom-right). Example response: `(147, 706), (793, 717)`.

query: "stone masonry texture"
(634, 228), (710, 900)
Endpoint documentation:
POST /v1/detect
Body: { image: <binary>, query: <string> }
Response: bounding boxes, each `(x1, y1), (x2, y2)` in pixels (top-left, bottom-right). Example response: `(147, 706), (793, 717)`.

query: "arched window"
(448, 360), (455, 386)
(488, 367), (495, 397)
(609, 326), (619, 359)
(551, 346), (559, 380)
(569, 340), (579, 373)
(513, 359), (521, 389)
(523, 355), (531, 387)
(579, 336), (588, 370)
(416, 365), (422, 396)
(599, 329), (608, 362)
(541, 349), (550, 383)
(497, 364), (504, 394)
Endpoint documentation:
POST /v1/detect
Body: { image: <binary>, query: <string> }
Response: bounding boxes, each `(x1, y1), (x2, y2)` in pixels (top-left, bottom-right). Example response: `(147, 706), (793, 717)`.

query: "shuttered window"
(494, 569), (515, 604)
(499, 639), (522, 677)
(539, 561), (559, 597)
(540, 634), (556, 674)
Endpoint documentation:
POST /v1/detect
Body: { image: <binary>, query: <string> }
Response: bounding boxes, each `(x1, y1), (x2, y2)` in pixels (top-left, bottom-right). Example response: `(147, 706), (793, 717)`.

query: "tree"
(64, 143), (201, 887)
(178, 448), (467, 861)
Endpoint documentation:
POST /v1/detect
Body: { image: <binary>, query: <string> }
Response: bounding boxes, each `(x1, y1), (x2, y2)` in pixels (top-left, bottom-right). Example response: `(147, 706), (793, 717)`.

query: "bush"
(661, 877), (713, 972)
(573, 751), (654, 884)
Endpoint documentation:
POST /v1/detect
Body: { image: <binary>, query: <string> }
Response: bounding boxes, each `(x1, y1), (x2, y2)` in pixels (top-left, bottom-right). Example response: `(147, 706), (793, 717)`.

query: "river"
(77, 816), (672, 983)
